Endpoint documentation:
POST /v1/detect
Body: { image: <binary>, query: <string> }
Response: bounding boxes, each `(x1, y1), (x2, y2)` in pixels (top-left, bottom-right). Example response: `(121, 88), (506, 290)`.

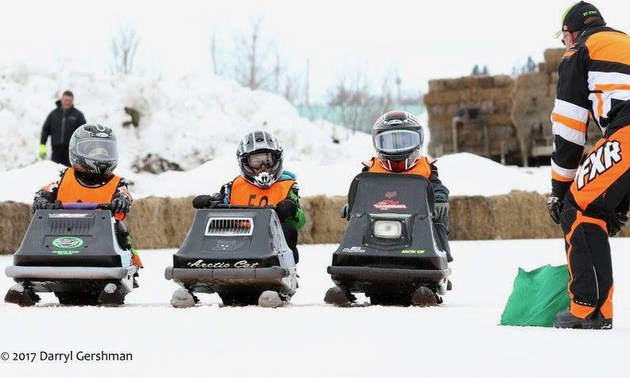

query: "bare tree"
(225, 16), (303, 104)
(326, 67), (392, 133)
(111, 22), (139, 75)
(232, 16), (275, 91)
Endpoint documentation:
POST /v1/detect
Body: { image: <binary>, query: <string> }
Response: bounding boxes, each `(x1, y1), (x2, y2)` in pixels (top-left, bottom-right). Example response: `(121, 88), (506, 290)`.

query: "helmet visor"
(76, 140), (118, 161)
(248, 152), (276, 169)
(374, 130), (421, 154)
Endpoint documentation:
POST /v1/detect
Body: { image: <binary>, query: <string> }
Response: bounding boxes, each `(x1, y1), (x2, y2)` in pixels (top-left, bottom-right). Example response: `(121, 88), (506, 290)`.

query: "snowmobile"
(165, 203), (298, 308)
(4, 202), (138, 306)
(324, 172), (452, 306)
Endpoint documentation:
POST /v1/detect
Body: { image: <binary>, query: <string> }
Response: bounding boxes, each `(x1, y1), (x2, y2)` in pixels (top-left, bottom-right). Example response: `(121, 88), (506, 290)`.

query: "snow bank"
(0, 62), (372, 172)
(0, 153), (552, 204)
(0, 154), (552, 202)
(437, 153), (550, 196)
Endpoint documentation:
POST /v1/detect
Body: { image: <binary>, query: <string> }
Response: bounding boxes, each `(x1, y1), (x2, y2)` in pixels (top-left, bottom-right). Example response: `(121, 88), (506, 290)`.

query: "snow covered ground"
(0, 153), (552, 203)
(1, 239), (629, 377)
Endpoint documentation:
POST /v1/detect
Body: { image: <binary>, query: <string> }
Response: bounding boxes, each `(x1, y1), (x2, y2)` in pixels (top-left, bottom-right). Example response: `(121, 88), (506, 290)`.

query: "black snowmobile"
(4, 202), (138, 306)
(165, 203), (298, 308)
(324, 172), (451, 306)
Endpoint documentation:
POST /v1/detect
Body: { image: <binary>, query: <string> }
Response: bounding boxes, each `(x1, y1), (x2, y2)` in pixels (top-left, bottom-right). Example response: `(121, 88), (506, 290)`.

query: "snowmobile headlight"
(373, 220), (402, 239)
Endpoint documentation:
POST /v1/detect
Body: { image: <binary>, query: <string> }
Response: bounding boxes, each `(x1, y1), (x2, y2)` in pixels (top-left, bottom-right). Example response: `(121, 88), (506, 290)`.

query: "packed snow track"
(1, 239), (629, 378)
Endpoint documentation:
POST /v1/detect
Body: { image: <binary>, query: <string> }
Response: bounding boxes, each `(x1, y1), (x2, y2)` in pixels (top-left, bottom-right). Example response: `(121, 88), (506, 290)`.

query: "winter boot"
(97, 283), (125, 306)
(324, 286), (353, 306)
(554, 309), (612, 330)
(171, 288), (196, 308)
(411, 286), (439, 307)
(5, 284), (39, 307)
(258, 290), (283, 308)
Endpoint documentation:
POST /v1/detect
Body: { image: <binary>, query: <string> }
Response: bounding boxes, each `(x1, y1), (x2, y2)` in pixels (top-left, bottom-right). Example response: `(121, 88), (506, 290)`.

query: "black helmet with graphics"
(236, 130), (283, 188)
(69, 123), (119, 177)
(372, 110), (424, 172)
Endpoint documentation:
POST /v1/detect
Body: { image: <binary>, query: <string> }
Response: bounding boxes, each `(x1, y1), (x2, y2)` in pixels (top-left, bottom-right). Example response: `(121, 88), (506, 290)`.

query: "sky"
(1, 0), (629, 102)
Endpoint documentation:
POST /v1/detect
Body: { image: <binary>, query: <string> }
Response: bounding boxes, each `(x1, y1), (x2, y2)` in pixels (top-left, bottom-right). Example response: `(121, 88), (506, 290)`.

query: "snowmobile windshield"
(248, 152), (276, 169)
(374, 130), (421, 154)
(76, 140), (118, 161)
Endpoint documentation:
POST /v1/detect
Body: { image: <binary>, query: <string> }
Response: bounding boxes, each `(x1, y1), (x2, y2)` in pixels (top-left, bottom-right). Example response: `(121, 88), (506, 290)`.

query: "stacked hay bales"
(123, 196), (196, 250)
(425, 48), (567, 164)
(300, 195), (347, 244)
(448, 191), (563, 240)
(424, 75), (515, 158)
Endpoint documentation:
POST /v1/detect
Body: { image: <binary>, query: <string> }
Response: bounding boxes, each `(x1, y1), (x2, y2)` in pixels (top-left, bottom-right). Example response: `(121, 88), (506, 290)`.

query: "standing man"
(547, 2), (630, 330)
(39, 90), (87, 166)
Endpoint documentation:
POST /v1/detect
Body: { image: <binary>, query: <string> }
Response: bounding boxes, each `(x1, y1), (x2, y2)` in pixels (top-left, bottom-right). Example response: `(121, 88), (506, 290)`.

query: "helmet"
(69, 123), (119, 177)
(236, 131), (283, 188)
(372, 110), (424, 172)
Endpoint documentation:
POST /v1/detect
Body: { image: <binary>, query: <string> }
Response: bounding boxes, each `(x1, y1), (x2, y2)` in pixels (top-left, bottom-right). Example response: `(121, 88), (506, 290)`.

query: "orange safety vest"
(57, 168), (122, 204)
(229, 176), (296, 206)
(365, 157), (432, 178)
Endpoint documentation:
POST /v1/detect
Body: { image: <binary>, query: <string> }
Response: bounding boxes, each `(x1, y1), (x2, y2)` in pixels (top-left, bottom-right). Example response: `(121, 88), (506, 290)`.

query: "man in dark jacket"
(39, 91), (87, 166)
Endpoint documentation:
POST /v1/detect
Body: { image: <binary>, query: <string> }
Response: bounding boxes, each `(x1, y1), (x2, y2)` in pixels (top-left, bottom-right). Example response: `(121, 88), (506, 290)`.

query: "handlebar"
(205, 202), (277, 210)
(46, 201), (113, 210)
(192, 195), (276, 210)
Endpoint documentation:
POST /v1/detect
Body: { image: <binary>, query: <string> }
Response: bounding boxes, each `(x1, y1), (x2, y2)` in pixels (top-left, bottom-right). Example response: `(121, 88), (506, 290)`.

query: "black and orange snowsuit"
(550, 21), (630, 320)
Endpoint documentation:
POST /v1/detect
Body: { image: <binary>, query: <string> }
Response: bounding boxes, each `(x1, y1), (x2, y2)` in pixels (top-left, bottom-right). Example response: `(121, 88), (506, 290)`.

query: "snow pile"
(0, 62), (552, 203)
(437, 153), (551, 196)
(0, 152), (553, 203)
(0, 62), (372, 172)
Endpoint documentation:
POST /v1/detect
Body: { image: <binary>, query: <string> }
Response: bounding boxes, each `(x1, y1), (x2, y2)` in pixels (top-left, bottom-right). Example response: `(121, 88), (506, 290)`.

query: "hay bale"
(0, 201), (31, 254)
(515, 73), (551, 88)
(428, 76), (513, 94)
(449, 191), (563, 240)
(302, 195), (347, 244)
(298, 196), (316, 244)
(544, 48), (566, 68)
(449, 195), (495, 240)
(124, 196), (196, 249)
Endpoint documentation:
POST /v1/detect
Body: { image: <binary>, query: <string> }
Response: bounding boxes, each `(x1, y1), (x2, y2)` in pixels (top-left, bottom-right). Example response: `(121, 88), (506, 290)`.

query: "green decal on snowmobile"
(51, 237), (84, 249)
(52, 250), (80, 255)
(401, 249), (425, 254)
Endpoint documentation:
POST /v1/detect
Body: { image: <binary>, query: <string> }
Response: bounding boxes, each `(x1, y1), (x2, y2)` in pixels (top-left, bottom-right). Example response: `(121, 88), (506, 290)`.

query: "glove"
(608, 210), (629, 237)
(547, 195), (562, 225)
(38, 144), (47, 159)
(32, 196), (50, 212)
(111, 193), (131, 214)
(192, 195), (221, 209)
(433, 200), (449, 219)
(275, 199), (298, 221)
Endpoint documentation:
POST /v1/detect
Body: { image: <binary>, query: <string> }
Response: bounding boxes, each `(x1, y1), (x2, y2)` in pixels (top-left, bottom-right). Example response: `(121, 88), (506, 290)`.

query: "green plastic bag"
(500, 264), (571, 327)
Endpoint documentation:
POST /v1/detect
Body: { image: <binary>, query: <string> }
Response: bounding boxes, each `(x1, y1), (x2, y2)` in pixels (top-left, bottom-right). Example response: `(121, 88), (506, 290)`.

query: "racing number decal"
(247, 194), (269, 206)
